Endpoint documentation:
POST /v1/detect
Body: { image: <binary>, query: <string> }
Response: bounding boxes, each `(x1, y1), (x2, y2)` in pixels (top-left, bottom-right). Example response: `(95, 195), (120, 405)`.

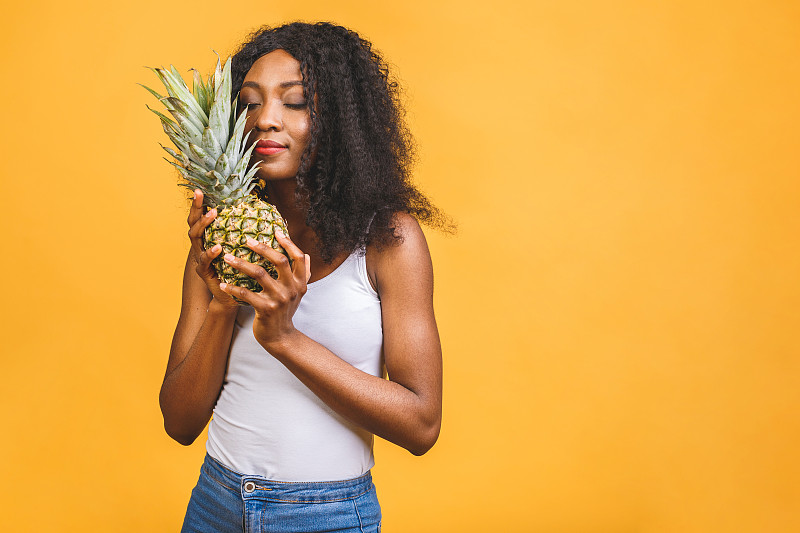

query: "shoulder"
(365, 212), (433, 298)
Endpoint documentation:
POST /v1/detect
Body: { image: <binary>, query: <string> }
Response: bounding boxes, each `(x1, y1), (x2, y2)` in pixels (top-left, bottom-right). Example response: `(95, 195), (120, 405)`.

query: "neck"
(264, 179), (317, 252)
(264, 179), (299, 216)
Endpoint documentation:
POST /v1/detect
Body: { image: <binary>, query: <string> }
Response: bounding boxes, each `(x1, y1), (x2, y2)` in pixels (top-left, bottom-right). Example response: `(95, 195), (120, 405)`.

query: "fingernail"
(224, 253), (235, 262)
(246, 237), (258, 246)
(206, 208), (216, 218)
(213, 245), (221, 253)
(219, 282), (227, 290)
(276, 229), (285, 238)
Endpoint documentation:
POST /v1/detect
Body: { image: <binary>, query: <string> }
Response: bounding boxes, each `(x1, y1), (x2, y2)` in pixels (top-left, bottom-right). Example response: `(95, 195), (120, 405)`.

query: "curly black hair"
(230, 21), (451, 262)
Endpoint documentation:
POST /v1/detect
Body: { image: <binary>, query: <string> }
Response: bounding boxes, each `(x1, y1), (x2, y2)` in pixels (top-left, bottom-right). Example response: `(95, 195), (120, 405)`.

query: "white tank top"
(206, 250), (383, 481)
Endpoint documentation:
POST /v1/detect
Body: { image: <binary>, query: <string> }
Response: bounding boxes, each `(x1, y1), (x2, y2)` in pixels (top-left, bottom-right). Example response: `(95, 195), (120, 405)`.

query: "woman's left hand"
(219, 230), (311, 348)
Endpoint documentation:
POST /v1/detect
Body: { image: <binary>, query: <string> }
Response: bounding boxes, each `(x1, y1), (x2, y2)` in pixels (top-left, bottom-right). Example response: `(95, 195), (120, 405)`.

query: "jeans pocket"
(353, 486), (381, 532)
(202, 464), (239, 492)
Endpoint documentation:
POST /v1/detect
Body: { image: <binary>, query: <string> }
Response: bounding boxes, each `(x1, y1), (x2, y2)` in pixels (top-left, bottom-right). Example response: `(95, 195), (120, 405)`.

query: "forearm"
(160, 301), (238, 445)
(264, 331), (441, 455)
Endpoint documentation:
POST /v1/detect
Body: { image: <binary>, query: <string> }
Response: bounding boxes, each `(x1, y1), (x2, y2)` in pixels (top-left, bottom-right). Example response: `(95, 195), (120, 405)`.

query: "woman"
(159, 22), (447, 532)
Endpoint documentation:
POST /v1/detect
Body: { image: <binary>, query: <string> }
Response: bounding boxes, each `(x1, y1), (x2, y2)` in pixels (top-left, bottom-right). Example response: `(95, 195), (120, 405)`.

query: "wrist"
(208, 297), (239, 317)
(258, 327), (304, 357)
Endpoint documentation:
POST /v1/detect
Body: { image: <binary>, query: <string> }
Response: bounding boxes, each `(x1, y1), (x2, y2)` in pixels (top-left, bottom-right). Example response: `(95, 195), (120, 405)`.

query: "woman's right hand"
(187, 189), (238, 308)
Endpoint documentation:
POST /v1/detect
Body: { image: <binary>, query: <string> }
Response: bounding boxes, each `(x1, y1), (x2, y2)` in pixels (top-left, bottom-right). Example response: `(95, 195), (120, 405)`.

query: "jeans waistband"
(202, 453), (374, 503)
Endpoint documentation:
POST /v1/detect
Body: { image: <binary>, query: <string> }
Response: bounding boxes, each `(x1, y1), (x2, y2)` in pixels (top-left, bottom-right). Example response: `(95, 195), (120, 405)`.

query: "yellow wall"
(1, 1), (798, 531)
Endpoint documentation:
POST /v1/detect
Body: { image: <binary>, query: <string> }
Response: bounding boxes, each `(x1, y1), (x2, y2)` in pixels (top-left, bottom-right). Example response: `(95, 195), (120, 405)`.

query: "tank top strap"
(354, 248), (378, 298)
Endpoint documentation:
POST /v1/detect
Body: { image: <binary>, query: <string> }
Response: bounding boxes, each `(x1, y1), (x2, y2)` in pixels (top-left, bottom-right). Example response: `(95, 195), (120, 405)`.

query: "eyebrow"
(241, 80), (304, 89)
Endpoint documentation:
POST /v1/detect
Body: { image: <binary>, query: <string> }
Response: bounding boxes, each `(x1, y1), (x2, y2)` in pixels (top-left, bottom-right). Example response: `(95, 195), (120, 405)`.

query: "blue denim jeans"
(181, 453), (381, 533)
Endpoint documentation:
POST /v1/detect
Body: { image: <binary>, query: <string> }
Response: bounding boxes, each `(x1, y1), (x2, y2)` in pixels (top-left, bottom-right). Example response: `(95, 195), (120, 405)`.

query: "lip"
(254, 139), (287, 156)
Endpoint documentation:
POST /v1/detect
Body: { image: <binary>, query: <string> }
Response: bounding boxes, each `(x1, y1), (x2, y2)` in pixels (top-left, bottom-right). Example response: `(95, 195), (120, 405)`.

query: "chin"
(256, 172), (300, 183)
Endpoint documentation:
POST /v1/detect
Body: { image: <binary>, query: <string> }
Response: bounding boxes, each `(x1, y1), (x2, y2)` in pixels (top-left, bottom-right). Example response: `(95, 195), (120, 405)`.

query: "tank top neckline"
(306, 249), (360, 290)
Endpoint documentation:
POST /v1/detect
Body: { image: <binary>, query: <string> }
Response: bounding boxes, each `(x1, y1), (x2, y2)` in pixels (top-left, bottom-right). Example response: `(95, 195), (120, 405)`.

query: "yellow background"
(1, 0), (798, 531)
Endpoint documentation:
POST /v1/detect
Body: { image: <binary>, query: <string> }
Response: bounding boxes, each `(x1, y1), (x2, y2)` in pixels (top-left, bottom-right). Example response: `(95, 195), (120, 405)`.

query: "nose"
(251, 100), (283, 132)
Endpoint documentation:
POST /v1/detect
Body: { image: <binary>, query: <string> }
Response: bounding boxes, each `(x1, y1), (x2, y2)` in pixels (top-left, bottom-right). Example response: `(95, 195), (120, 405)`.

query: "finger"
(187, 189), (205, 226)
(223, 253), (278, 290)
(189, 207), (217, 244)
(244, 236), (293, 280)
(273, 229), (307, 282)
(219, 282), (257, 306)
(196, 244), (223, 277)
(305, 254), (311, 283)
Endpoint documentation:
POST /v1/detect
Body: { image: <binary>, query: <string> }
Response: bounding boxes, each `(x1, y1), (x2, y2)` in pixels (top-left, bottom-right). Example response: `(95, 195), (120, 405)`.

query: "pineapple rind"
(204, 196), (290, 303)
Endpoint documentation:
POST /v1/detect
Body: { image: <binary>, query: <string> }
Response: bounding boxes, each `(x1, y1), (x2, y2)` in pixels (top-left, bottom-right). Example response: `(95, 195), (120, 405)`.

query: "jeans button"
(244, 481), (255, 493)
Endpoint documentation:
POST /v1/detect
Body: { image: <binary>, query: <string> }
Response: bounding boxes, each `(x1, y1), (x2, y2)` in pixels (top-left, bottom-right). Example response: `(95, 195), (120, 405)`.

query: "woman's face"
(239, 49), (311, 182)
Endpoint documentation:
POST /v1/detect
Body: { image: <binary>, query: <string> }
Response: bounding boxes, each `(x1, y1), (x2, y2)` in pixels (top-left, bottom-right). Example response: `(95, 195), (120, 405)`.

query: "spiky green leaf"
(243, 162), (261, 182)
(208, 57), (232, 148)
(215, 151), (231, 176)
(146, 53), (264, 205)
(164, 157), (189, 178)
(146, 104), (179, 132)
(160, 143), (186, 164)
(212, 53), (223, 95)
(233, 138), (259, 179)
(189, 142), (216, 169)
(165, 106), (204, 146)
(157, 66), (209, 125)
(163, 97), (205, 136)
(202, 125), (223, 161)
(140, 83), (165, 102)
(190, 68), (210, 113)
(225, 108), (248, 162)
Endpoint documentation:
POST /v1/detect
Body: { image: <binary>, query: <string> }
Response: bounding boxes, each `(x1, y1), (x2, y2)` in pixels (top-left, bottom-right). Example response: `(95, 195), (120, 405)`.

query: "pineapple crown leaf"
(215, 151), (231, 176)
(186, 167), (215, 188)
(235, 135), (260, 177)
(159, 143), (185, 164)
(227, 106), (251, 162)
(189, 68), (211, 112)
(156, 66), (209, 125)
(146, 53), (262, 208)
(146, 104), (176, 127)
(211, 51), (224, 95)
(188, 142), (216, 169)
(173, 112), (204, 147)
(207, 57), (232, 145)
(243, 162), (262, 183)
(139, 83), (165, 102)
(202, 125), (224, 161)
(230, 97), (240, 131)
(164, 157), (190, 178)
(163, 97), (205, 138)
(147, 106), (186, 146)
(162, 124), (193, 161)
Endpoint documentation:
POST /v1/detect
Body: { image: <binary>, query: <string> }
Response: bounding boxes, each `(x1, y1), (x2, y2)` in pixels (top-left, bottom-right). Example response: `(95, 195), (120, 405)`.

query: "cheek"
(295, 117), (312, 150)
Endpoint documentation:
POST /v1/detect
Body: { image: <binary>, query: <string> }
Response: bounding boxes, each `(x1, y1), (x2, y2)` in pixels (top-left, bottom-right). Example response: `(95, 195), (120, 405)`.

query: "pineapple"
(143, 55), (290, 301)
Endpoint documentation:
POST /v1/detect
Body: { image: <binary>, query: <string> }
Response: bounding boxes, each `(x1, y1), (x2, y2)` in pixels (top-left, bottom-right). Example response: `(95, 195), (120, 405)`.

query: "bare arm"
(159, 191), (240, 445)
(220, 214), (443, 455)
